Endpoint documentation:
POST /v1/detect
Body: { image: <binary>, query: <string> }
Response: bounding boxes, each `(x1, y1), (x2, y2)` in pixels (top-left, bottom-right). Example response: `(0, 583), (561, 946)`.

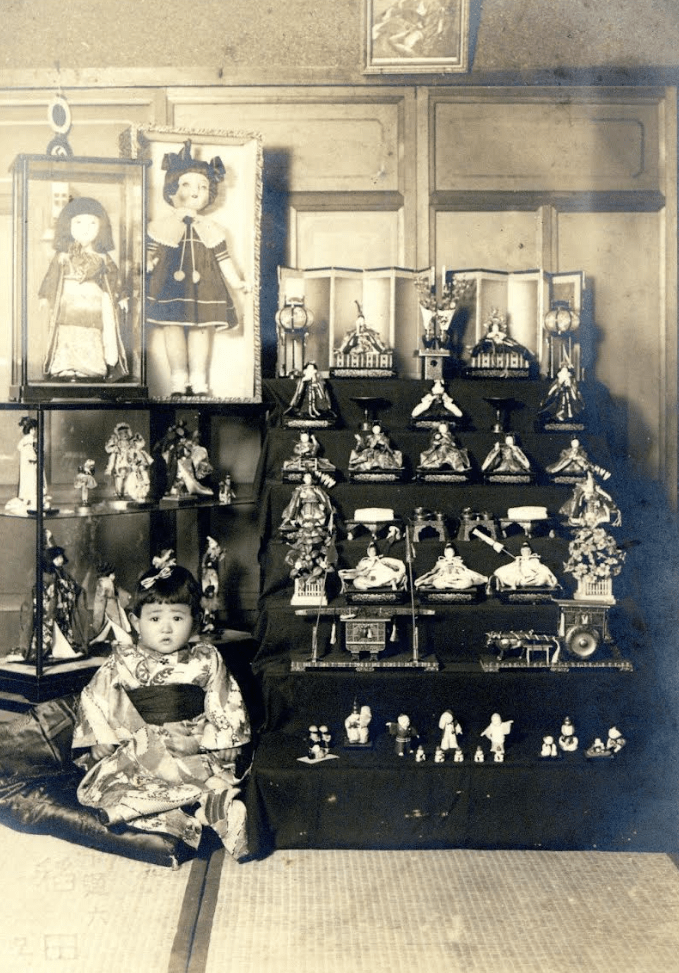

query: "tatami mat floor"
(3, 828), (679, 973)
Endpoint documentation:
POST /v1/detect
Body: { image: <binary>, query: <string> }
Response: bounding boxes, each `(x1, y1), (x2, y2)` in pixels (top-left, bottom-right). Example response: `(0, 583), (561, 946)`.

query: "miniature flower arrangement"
(415, 270), (474, 351)
(563, 526), (625, 603)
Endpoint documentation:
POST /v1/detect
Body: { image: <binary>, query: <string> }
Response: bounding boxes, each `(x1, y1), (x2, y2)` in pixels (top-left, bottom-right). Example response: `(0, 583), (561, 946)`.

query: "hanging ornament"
(174, 270), (186, 282)
(46, 92), (73, 157)
(192, 271), (201, 284)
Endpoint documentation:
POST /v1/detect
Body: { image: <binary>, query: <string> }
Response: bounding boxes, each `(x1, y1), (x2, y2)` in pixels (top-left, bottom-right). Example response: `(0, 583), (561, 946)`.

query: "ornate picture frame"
(364, 0), (470, 75)
(121, 124), (263, 403)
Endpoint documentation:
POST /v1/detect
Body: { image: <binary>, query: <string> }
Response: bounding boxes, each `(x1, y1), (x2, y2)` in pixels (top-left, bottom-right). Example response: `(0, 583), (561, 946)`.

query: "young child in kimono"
(72, 552), (251, 861)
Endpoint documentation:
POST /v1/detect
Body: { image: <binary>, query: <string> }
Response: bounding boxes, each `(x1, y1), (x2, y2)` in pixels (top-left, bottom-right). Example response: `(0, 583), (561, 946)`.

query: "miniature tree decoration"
(563, 526), (626, 603)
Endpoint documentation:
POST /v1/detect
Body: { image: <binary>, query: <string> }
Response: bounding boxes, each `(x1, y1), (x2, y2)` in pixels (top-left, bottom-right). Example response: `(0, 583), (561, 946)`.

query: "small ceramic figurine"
(411, 380), (463, 423)
(559, 471), (621, 528)
(453, 747), (464, 763)
(417, 423), (471, 475)
(434, 746), (445, 763)
(559, 716), (579, 752)
(154, 419), (213, 499)
(5, 416), (48, 515)
(481, 713), (513, 757)
(319, 725), (332, 755)
(339, 542), (407, 593)
(438, 710), (463, 752)
(200, 536), (224, 632)
(473, 745), (485, 763)
(40, 196), (128, 382)
(386, 714), (418, 756)
(348, 421), (403, 475)
(490, 542), (559, 592)
(344, 701), (372, 745)
(585, 737), (609, 757)
(74, 459), (97, 506)
(481, 433), (532, 479)
(606, 726), (626, 753)
(541, 735), (558, 758)
(89, 561), (133, 646)
(105, 421), (134, 499)
(416, 544), (488, 592)
(284, 361), (336, 425)
(415, 745), (427, 762)
(538, 357), (585, 426)
(308, 725), (322, 760)
(219, 474), (236, 505)
(282, 431), (337, 486)
(146, 140), (250, 397)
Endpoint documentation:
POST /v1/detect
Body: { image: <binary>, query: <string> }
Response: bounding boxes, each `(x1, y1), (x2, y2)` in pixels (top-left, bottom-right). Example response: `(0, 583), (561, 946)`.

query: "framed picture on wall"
(364, 0), (470, 75)
(121, 124), (263, 403)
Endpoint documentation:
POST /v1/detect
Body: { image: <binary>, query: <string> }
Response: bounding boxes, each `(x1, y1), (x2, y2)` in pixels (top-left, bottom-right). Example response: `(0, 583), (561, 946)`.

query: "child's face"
(131, 601), (195, 654)
(173, 172), (210, 212)
(70, 213), (101, 247)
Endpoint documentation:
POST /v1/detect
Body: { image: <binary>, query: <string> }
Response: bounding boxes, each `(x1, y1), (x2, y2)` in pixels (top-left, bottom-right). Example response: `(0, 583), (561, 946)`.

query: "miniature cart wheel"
(564, 623), (601, 659)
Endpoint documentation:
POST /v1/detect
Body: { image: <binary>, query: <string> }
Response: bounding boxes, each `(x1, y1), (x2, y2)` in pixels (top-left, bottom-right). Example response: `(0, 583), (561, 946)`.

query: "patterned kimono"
(72, 640), (251, 854)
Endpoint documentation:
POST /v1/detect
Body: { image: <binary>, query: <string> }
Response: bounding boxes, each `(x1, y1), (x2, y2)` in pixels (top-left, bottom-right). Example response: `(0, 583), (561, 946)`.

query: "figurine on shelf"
(415, 745), (427, 763)
(14, 538), (90, 663)
(125, 433), (154, 503)
(538, 356), (586, 426)
(481, 434), (532, 479)
(541, 735), (558, 758)
(438, 710), (463, 753)
(146, 140), (250, 397)
(283, 361), (336, 425)
(585, 738), (610, 758)
(5, 416), (46, 515)
(474, 746), (485, 763)
(559, 471), (621, 528)
(339, 302), (387, 356)
(219, 474), (236, 505)
(417, 423), (471, 476)
(154, 419), (213, 499)
(200, 536), (224, 633)
(282, 431), (337, 486)
(189, 430), (214, 481)
(344, 701), (372, 746)
(105, 421), (135, 499)
(411, 380), (463, 423)
(279, 472), (335, 535)
(490, 542), (559, 593)
(415, 543), (488, 592)
(434, 746), (445, 763)
(386, 714), (418, 757)
(339, 542), (406, 593)
(40, 196), (128, 382)
(546, 438), (609, 481)
(606, 727), (626, 753)
(348, 422), (403, 475)
(558, 716), (578, 752)
(468, 309), (532, 376)
(89, 561), (133, 647)
(481, 712), (513, 757)
(171, 438), (214, 498)
(74, 459), (97, 506)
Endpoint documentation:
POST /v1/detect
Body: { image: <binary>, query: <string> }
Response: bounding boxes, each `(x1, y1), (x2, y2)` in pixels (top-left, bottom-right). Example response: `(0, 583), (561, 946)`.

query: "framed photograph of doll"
(10, 154), (149, 402)
(121, 124), (263, 403)
(364, 0), (470, 75)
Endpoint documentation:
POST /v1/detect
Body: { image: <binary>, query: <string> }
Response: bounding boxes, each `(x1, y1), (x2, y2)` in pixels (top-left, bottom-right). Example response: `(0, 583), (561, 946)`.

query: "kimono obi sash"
(126, 684), (205, 725)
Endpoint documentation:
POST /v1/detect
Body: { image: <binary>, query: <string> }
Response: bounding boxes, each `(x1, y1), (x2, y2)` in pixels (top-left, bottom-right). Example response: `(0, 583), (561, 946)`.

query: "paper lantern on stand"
(276, 298), (315, 378)
(544, 301), (580, 379)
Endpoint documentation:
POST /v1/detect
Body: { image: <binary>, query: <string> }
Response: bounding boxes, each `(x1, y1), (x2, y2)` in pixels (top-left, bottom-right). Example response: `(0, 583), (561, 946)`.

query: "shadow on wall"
(260, 151), (290, 379)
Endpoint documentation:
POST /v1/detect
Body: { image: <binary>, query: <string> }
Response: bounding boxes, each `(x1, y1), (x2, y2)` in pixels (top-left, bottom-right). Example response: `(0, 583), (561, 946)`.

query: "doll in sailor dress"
(146, 141), (250, 397)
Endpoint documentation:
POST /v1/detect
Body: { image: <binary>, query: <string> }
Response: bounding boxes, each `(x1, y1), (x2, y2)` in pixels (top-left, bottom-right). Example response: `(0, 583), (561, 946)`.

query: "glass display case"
(10, 154), (149, 402)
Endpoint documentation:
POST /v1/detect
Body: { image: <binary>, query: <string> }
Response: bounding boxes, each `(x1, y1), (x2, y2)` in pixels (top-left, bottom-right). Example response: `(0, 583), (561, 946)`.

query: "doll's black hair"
(19, 416), (38, 434)
(53, 196), (115, 253)
(161, 140), (225, 207)
(129, 563), (202, 620)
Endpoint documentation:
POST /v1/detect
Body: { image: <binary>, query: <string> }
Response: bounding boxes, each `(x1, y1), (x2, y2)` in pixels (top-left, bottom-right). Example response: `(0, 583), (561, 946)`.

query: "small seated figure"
(559, 716), (578, 752)
(414, 745), (427, 763)
(481, 712), (513, 757)
(585, 737), (609, 757)
(415, 543), (488, 592)
(473, 745), (485, 763)
(546, 438), (608, 480)
(434, 746), (445, 763)
(284, 361), (336, 424)
(538, 358), (585, 426)
(339, 302), (387, 356)
(453, 747), (464, 763)
(279, 472), (335, 535)
(348, 421), (403, 474)
(482, 434), (532, 479)
(491, 542), (559, 591)
(438, 710), (463, 753)
(469, 309), (532, 373)
(386, 714), (418, 756)
(339, 542), (406, 593)
(606, 726), (626, 753)
(418, 424), (471, 475)
(541, 735), (558, 758)
(559, 470), (621, 528)
(282, 431), (336, 483)
(344, 702), (372, 745)
(411, 380), (463, 423)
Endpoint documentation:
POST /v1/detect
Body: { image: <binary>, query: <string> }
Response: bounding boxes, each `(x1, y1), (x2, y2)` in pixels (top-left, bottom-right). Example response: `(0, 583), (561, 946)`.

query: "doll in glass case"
(74, 459), (97, 507)
(146, 141), (250, 397)
(89, 561), (133, 647)
(40, 197), (129, 382)
(4, 416), (49, 515)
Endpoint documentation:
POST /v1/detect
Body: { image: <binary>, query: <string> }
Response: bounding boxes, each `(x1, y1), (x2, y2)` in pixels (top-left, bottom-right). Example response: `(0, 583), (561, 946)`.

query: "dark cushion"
(0, 695), (195, 868)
